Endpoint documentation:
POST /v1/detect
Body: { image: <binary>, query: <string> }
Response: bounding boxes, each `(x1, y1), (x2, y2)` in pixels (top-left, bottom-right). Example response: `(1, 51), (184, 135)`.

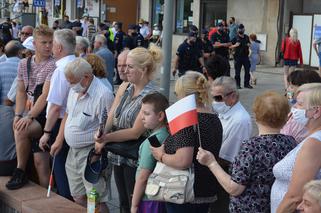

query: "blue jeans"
(165, 202), (209, 213)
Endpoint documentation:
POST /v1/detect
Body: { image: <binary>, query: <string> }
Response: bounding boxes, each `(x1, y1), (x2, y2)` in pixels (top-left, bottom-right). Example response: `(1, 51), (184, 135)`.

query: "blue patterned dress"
(229, 134), (296, 213)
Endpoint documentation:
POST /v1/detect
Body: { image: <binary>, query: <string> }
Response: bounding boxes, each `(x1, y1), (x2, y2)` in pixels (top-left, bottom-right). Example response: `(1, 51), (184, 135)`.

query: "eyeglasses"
(21, 32), (32, 36)
(213, 91), (234, 102)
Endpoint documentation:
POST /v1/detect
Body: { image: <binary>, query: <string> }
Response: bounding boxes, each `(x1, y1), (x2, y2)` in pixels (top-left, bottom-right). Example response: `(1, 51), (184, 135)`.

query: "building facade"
(139, 0), (321, 66)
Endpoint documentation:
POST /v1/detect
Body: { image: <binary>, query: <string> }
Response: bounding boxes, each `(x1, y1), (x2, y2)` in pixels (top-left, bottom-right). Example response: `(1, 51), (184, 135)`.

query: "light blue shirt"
(0, 57), (20, 103)
(95, 47), (115, 91)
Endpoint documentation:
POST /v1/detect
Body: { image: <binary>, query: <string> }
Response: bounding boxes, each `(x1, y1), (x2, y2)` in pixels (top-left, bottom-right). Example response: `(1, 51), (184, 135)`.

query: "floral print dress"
(229, 134), (296, 213)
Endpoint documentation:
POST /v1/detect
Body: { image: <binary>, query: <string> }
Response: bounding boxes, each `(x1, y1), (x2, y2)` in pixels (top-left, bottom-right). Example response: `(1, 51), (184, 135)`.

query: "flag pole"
(197, 124), (202, 148)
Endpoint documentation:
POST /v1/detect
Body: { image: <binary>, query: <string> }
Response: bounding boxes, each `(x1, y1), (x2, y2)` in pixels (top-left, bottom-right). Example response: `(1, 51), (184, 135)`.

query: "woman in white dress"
(271, 83), (321, 213)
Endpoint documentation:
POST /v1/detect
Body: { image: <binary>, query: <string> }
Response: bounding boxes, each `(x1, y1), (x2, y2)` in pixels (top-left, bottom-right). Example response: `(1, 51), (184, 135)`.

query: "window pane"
(152, 0), (164, 29)
(176, 0), (193, 33)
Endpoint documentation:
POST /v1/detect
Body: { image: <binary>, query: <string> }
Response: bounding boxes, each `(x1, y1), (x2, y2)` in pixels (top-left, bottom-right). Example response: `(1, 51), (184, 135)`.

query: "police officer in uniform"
(114, 22), (125, 85)
(172, 31), (206, 77)
(201, 29), (214, 60)
(123, 24), (137, 50)
(211, 22), (231, 76)
(230, 24), (252, 89)
(134, 25), (147, 48)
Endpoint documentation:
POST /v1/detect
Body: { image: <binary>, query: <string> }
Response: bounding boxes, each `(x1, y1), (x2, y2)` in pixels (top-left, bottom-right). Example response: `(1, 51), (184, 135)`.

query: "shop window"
(76, 0), (85, 19)
(53, 0), (65, 18)
(201, 0), (227, 29)
(152, 0), (164, 29)
(175, 0), (193, 34)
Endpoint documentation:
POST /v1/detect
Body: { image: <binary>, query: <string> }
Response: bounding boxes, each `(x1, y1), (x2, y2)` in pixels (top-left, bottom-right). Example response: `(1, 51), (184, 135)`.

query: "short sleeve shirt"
(46, 55), (76, 118)
(230, 134), (296, 213)
(137, 127), (169, 172)
(231, 34), (250, 58)
(17, 56), (56, 101)
(211, 31), (230, 57)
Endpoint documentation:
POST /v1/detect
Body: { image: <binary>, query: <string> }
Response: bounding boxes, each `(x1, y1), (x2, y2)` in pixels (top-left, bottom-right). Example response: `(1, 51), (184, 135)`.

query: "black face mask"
(238, 30), (244, 35)
(229, 21), (233, 25)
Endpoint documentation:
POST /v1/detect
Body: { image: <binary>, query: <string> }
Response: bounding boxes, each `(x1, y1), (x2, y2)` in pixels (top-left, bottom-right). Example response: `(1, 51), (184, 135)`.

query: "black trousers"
(113, 164), (136, 213)
(234, 56), (250, 87)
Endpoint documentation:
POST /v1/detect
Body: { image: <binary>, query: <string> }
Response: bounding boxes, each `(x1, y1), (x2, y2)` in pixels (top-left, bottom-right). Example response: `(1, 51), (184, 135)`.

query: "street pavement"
(106, 64), (285, 213)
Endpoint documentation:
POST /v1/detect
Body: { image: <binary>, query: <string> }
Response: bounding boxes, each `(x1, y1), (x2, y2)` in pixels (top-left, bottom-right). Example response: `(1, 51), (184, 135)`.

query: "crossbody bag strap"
(25, 57), (32, 93)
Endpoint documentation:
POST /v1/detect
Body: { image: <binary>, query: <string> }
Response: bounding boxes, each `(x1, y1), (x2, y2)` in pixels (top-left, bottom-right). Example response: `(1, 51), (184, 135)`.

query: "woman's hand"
(95, 142), (105, 154)
(197, 147), (217, 167)
(130, 206), (138, 213)
(150, 144), (165, 162)
(94, 130), (106, 144)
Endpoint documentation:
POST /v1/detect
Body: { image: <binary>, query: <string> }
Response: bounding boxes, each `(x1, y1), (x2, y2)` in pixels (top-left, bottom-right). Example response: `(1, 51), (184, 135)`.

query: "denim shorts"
(318, 52), (321, 66)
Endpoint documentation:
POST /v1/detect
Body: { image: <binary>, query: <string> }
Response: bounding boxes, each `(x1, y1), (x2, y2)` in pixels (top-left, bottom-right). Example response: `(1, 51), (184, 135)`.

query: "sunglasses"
(213, 91), (234, 102)
(21, 32), (32, 36)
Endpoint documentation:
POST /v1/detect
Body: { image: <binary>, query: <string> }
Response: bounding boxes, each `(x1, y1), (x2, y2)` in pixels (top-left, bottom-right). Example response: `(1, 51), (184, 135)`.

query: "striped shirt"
(109, 81), (158, 166)
(87, 24), (96, 41)
(0, 57), (20, 103)
(17, 56), (56, 102)
(64, 77), (114, 148)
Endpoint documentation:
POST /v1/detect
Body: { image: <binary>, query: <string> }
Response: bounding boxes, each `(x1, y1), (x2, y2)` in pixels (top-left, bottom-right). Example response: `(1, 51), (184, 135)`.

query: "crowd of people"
(0, 14), (321, 213)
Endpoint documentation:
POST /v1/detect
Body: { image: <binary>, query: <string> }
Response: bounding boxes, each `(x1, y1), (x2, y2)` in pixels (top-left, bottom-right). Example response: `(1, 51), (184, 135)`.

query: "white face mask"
(292, 107), (309, 126)
(212, 101), (231, 114)
(71, 81), (85, 93)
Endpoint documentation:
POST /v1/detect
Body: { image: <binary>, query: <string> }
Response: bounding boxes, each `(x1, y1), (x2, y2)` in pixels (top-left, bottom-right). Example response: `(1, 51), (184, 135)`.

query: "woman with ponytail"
(151, 71), (223, 213)
(95, 45), (163, 213)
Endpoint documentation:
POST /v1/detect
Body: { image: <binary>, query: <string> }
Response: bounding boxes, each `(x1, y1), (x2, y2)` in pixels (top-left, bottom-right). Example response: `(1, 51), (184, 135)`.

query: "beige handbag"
(145, 161), (194, 204)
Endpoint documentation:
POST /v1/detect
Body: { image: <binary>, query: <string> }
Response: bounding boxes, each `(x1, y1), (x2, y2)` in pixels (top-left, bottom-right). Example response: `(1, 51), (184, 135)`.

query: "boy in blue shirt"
(131, 92), (169, 213)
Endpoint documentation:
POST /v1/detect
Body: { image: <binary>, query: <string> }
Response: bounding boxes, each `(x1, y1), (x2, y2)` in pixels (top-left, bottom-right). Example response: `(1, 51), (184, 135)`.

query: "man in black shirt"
(211, 22), (231, 75)
(201, 29), (214, 60)
(173, 31), (206, 77)
(114, 22), (125, 85)
(231, 24), (252, 89)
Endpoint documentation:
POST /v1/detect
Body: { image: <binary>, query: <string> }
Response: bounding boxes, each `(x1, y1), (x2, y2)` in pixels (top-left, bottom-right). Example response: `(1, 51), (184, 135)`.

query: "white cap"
(22, 36), (35, 51)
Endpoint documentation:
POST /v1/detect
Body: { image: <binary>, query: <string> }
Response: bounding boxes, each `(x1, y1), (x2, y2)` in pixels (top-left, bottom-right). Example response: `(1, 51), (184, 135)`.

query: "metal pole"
(160, 0), (174, 98)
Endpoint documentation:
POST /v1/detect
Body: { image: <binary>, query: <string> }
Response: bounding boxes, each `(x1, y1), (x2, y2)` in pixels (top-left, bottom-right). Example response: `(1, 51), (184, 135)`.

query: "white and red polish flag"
(165, 94), (198, 135)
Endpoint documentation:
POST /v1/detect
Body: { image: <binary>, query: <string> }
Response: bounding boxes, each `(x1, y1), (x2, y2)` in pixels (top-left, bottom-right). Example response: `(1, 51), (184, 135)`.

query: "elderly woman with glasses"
(197, 91), (297, 213)
(271, 83), (321, 213)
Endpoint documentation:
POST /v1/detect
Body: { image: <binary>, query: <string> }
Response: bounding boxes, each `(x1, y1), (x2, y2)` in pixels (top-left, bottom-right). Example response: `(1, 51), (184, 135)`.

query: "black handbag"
(105, 136), (146, 160)
(104, 85), (146, 160)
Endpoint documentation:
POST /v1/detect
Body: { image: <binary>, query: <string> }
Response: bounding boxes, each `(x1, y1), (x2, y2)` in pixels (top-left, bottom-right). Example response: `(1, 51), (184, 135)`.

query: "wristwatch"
(26, 114), (34, 120)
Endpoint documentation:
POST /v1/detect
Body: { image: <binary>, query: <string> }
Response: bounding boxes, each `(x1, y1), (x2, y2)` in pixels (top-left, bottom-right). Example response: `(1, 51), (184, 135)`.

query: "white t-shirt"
(46, 55), (76, 118)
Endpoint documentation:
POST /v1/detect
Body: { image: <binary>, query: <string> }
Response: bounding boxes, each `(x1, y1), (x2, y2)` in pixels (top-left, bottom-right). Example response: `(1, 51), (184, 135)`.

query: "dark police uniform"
(176, 39), (202, 76)
(135, 32), (147, 48)
(123, 33), (136, 50)
(114, 30), (125, 55)
(231, 34), (251, 87)
(201, 38), (214, 56)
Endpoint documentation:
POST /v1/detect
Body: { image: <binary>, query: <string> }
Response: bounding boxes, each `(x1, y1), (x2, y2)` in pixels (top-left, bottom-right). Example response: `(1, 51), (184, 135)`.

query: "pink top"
(280, 116), (308, 143)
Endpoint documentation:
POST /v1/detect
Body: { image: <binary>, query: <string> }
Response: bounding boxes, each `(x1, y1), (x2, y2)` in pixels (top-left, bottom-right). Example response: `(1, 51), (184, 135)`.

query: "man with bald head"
(19, 25), (34, 43)
(0, 40), (23, 105)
